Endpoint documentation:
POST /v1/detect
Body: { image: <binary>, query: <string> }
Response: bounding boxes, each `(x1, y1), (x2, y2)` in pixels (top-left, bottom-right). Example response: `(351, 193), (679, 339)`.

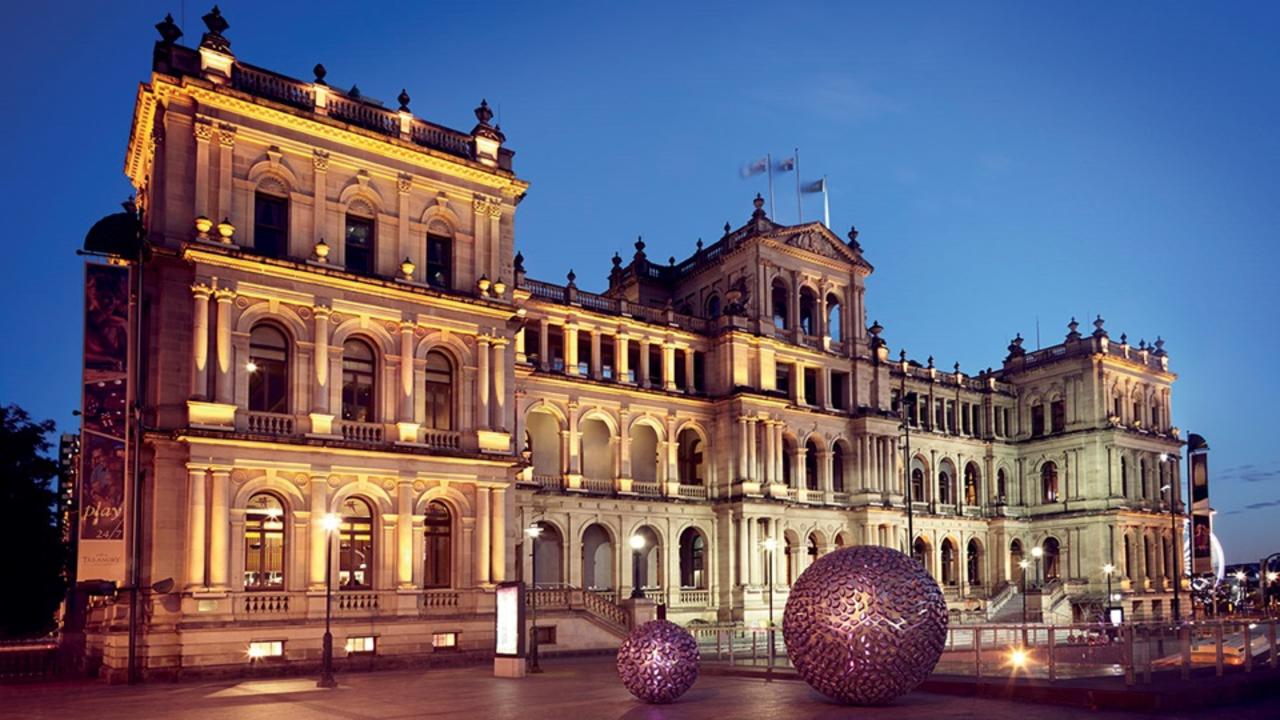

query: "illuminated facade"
(89, 9), (1185, 677)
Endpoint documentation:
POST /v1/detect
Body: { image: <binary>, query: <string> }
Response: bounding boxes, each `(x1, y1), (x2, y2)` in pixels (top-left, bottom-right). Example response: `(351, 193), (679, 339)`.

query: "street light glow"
(1019, 559), (1030, 570)
(1103, 563), (1115, 575)
(245, 360), (258, 373)
(1009, 648), (1029, 668)
(762, 537), (779, 552)
(629, 534), (646, 551)
(1031, 546), (1043, 559)
(321, 513), (340, 532)
(524, 524), (543, 539)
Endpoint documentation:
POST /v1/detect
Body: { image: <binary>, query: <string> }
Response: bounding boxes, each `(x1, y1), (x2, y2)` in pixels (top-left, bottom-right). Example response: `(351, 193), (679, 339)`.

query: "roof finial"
(200, 5), (231, 52)
(1092, 314), (1108, 338)
(752, 193), (766, 219)
(513, 250), (524, 273)
(155, 13), (182, 44)
(566, 268), (576, 287)
(723, 221), (731, 234)
(397, 89), (411, 112)
(1066, 316), (1081, 341)
(847, 225), (861, 250)
(313, 63), (327, 84)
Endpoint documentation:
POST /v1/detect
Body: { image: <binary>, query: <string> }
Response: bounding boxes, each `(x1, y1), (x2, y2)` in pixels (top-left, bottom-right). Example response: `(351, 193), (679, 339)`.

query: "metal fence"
(691, 619), (1280, 685)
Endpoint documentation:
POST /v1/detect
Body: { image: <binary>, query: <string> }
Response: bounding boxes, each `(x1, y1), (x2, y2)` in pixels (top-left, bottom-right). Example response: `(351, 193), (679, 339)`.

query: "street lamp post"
(762, 536), (779, 680)
(525, 525), (543, 673)
(1103, 563), (1116, 621)
(630, 534), (647, 599)
(899, 353), (915, 549)
(317, 512), (341, 688)
(1019, 559), (1030, 624)
(1162, 452), (1182, 623)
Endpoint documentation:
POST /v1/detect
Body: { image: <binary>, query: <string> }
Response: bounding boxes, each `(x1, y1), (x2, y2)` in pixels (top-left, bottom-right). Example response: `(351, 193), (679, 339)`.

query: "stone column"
(737, 417), (749, 480)
(309, 479), (328, 589)
(589, 331), (602, 379)
(208, 469), (231, 590)
(397, 480), (414, 588)
(191, 284), (212, 399)
(213, 289), (235, 404)
(399, 321), (415, 423)
(538, 318), (550, 370)
(615, 332), (630, 382)
(492, 339), (508, 431)
(194, 120), (213, 220)
(476, 488), (491, 585)
(662, 343), (677, 391)
(476, 335), (491, 430)
(564, 324), (579, 375)
(313, 151), (328, 254)
(747, 419), (758, 482)
(747, 516), (759, 585)
(217, 126), (235, 232)
(774, 423), (785, 484)
(639, 339), (651, 388)
(491, 487), (507, 582)
(684, 350), (696, 392)
(186, 468), (207, 590)
(312, 306), (331, 414)
(737, 512), (749, 586)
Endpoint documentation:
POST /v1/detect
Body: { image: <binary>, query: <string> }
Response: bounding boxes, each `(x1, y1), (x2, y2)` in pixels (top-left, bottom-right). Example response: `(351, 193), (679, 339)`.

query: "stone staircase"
(527, 586), (631, 641)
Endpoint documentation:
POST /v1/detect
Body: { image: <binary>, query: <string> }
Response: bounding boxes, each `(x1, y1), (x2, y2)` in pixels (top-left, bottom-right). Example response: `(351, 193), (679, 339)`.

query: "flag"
(775, 156), (796, 173)
(739, 156), (768, 178)
(802, 178), (826, 193)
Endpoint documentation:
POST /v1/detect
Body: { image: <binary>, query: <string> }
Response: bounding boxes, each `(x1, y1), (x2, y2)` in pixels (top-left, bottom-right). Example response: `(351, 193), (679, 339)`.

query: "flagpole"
(767, 152), (775, 218)
(822, 176), (830, 229)
(795, 148), (802, 224)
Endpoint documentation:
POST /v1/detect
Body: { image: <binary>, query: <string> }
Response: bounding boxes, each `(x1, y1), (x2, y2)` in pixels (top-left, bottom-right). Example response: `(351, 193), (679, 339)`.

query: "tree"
(0, 404), (64, 637)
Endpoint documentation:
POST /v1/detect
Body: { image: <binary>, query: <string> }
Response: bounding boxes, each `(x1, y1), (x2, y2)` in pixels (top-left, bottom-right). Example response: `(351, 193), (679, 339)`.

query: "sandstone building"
(83, 10), (1185, 677)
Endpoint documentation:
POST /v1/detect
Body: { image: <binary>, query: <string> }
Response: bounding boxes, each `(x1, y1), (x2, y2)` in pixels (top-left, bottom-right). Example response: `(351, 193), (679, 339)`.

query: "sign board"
(495, 581), (525, 657)
(78, 263), (131, 583)
(1187, 434), (1213, 576)
(1109, 607), (1125, 627)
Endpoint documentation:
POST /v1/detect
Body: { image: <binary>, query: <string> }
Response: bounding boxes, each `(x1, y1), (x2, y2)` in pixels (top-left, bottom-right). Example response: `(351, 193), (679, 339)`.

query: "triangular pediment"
(769, 223), (872, 270)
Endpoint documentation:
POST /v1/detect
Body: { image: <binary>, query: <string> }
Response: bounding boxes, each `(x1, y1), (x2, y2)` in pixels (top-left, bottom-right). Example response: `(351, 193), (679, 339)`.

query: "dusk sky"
(1, 2), (1276, 562)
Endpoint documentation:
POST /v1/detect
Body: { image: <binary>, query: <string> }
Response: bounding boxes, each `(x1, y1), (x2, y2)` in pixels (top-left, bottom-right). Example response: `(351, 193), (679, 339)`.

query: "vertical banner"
(1187, 433), (1212, 575)
(78, 263), (131, 583)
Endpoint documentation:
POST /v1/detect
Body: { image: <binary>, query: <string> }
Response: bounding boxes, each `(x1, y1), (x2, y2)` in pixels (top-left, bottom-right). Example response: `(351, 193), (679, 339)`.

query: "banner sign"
(78, 263), (131, 582)
(1187, 433), (1212, 575)
(494, 581), (526, 657)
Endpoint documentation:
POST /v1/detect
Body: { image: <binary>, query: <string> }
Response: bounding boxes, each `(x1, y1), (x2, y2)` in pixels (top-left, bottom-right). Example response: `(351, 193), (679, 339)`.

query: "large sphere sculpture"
(782, 545), (948, 705)
(616, 619), (700, 703)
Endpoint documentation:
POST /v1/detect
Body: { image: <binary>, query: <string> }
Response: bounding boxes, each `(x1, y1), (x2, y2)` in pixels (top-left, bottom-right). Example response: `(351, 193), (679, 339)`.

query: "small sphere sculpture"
(616, 619), (700, 703)
(782, 545), (948, 705)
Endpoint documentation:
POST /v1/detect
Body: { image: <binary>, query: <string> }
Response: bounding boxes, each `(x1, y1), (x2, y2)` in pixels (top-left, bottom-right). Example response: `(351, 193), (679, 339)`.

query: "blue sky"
(1, 2), (1276, 562)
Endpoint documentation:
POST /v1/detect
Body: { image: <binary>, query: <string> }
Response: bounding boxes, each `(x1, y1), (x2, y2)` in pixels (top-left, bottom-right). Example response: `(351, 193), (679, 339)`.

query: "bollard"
(1214, 624), (1224, 677)
(728, 630), (735, 666)
(751, 630), (758, 663)
(766, 628), (775, 682)
(1048, 626), (1056, 682)
(1180, 625), (1191, 681)
(974, 627), (983, 678)
(1244, 623), (1253, 673)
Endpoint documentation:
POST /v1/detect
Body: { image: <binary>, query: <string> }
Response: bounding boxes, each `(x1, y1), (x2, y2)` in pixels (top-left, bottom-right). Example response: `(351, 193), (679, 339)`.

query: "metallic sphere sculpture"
(616, 619), (700, 703)
(782, 545), (948, 705)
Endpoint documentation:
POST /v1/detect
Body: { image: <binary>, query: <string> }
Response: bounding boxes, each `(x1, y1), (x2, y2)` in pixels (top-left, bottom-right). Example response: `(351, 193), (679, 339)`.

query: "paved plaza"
(2, 658), (1278, 720)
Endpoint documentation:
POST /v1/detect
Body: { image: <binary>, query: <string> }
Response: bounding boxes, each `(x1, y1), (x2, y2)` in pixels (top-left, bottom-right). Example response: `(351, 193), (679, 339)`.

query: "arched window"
(996, 468), (1008, 503)
(253, 190), (289, 258)
(525, 409), (562, 480)
(782, 437), (796, 486)
(832, 442), (846, 493)
(1042, 537), (1061, 581)
(426, 231), (452, 289)
(1139, 458), (1149, 499)
(1010, 539), (1024, 582)
(634, 525), (661, 590)
(941, 539), (957, 585)
(911, 467), (926, 502)
(338, 497), (374, 590)
(938, 468), (953, 505)
(1121, 456), (1130, 496)
(676, 428), (704, 486)
(423, 351), (453, 430)
(1041, 462), (1059, 503)
(771, 279), (789, 330)
(244, 493), (285, 590)
(341, 339), (377, 422)
(804, 439), (820, 490)
(531, 521), (564, 587)
(423, 501), (452, 588)
(582, 523), (614, 590)
(967, 539), (983, 586)
(799, 288), (817, 335)
(678, 527), (706, 589)
(912, 537), (930, 571)
(826, 293), (842, 342)
(248, 324), (289, 414)
(344, 210), (375, 275)
(704, 294), (721, 319)
(963, 462), (980, 506)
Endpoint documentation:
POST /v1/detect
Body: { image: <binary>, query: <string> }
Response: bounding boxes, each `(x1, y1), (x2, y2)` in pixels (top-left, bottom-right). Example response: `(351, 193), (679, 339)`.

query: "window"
(704, 294), (721, 318)
(782, 438), (795, 486)
(254, 192), (288, 258)
(423, 501), (452, 588)
(345, 636), (376, 654)
(244, 493), (285, 590)
(1041, 462), (1059, 503)
(967, 540), (982, 586)
(803, 368), (817, 405)
(1050, 399), (1065, 433)
(832, 443), (846, 492)
(941, 540), (957, 585)
(911, 467), (926, 502)
(804, 439), (820, 490)
(345, 213), (375, 274)
(964, 464), (979, 506)
(338, 497), (374, 590)
(423, 351), (453, 430)
(247, 640), (284, 660)
(426, 234), (451, 288)
(1031, 403), (1045, 437)
(830, 372), (848, 410)
(775, 362), (792, 396)
(341, 339), (376, 422)
(433, 632), (459, 649)
(961, 402), (971, 435)
(771, 280), (789, 330)
(677, 428), (704, 485)
(534, 626), (556, 645)
(678, 528), (705, 588)
(248, 324), (289, 414)
(996, 469), (1008, 503)
(938, 470), (952, 505)
(826, 294), (842, 341)
(799, 289), (816, 335)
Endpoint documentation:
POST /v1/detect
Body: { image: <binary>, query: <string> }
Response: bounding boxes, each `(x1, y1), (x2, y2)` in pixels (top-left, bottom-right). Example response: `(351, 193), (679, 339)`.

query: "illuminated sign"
(495, 581), (525, 657)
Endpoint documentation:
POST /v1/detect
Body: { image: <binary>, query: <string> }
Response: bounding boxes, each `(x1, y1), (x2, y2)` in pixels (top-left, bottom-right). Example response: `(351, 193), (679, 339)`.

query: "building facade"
(84, 9), (1185, 678)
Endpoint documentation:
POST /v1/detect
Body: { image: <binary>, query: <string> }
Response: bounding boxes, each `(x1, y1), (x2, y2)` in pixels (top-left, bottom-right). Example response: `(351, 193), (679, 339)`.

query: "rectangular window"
(831, 372), (848, 410)
(1050, 399), (1065, 433)
(972, 404), (983, 436)
(577, 332), (591, 376)
(247, 640), (284, 660)
(432, 632), (459, 649)
(946, 400), (956, 433)
(253, 192), (288, 258)
(775, 362), (792, 396)
(345, 214), (374, 274)
(524, 325), (541, 366)
(600, 337), (615, 380)
(674, 349), (688, 389)
(345, 636), (376, 655)
(648, 345), (662, 386)
(692, 351), (705, 392)
(547, 326), (564, 372)
(627, 343), (641, 383)
(961, 403), (971, 435)
(803, 368), (818, 405)
(934, 400), (944, 431)
(534, 626), (556, 645)
(427, 234), (452, 289)
(1031, 404), (1045, 437)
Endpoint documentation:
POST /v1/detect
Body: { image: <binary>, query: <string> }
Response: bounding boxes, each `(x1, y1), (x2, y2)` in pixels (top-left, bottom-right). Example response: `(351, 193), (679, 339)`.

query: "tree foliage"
(0, 404), (65, 637)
